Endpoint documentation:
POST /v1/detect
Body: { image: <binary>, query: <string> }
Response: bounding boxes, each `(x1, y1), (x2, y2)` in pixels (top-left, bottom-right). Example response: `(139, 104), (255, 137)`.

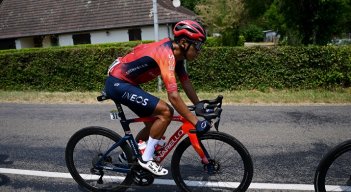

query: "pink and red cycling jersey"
(108, 38), (189, 93)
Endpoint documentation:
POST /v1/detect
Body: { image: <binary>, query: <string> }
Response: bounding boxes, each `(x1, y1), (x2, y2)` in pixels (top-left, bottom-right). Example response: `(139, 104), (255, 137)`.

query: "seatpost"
(113, 101), (127, 121)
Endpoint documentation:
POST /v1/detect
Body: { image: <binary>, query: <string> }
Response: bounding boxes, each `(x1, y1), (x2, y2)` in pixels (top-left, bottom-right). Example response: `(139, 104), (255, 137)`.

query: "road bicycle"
(65, 93), (253, 192)
(314, 139), (351, 192)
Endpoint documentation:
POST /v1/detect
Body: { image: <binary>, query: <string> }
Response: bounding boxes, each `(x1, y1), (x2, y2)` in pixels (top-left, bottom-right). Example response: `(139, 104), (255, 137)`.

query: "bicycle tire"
(65, 126), (134, 192)
(171, 131), (253, 192)
(314, 139), (351, 192)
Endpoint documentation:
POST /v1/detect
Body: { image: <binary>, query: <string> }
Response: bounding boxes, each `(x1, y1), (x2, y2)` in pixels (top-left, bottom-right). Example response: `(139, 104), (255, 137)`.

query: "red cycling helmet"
(173, 20), (206, 43)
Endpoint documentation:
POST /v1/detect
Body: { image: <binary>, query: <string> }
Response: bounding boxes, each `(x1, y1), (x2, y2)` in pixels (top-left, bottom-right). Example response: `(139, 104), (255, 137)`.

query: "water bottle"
(155, 136), (166, 152)
(138, 140), (147, 154)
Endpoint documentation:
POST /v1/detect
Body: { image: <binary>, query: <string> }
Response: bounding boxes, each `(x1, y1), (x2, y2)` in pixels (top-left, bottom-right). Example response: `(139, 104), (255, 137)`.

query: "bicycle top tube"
(97, 91), (223, 131)
(97, 91), (222, 119)
(97, 92), (224, 164)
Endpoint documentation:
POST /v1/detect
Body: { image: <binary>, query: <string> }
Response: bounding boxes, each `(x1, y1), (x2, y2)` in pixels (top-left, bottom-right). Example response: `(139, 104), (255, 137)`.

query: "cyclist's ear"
(179, 38), (188, 49)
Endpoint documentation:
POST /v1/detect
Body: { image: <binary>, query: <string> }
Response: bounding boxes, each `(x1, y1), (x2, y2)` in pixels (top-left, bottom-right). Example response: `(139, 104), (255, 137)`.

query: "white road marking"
(1, 168), (350, 191)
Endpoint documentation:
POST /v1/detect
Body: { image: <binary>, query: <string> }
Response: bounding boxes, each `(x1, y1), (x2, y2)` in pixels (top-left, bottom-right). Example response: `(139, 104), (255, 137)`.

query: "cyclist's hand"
(195, 120), (211, 133)
(195, 102), (204, 110)
(194, 102), (205, 116)
(195, 102), (214, 113)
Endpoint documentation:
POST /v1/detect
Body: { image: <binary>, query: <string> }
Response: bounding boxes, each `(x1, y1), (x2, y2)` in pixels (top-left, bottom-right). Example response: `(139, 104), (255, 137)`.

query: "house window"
(50, 35), (59, 46)
(0, 38), (15, 50)
(128, 28), (141, 41)
(73, 33), (91, 45)
(33, 36), (43, 47)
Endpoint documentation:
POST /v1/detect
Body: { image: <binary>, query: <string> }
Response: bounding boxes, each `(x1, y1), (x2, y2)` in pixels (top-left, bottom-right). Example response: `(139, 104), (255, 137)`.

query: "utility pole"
(152, 0), (162, 92)
(153, 0), (181, 92)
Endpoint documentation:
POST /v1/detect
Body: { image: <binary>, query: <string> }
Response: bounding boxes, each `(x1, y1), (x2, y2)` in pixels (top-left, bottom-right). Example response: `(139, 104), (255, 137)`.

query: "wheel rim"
(175, 136), (251, 192)
(322, 149), (351, 191)
(68, 132), (131, 191)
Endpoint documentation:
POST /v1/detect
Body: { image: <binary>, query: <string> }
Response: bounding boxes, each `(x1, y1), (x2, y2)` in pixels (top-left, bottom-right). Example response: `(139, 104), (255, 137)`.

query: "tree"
(315, 0), (351, 44)
(261, 1), (286, 34)
(195, 0), (245, 46)
(180, 0), (202, 11)
(278, 0), (351, 45)
(244, 0), (274, 23)
(242, 24), (264, 42)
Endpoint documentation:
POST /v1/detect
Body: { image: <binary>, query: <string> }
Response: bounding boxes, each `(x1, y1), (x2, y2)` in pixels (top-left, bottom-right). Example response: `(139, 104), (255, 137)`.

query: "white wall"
(91, 24), (173, 44)
(142, 25), (173, 40)
(42, 36), (51, 48)
(15, 37), (34, 49)
(91, 28), (129, 44)
(59, 34), (73, 46)
(14, 24), (174, 49)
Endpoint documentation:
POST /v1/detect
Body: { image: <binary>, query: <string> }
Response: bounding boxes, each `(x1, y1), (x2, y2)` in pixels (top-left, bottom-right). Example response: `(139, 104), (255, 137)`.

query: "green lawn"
(1, 89), (350, 104)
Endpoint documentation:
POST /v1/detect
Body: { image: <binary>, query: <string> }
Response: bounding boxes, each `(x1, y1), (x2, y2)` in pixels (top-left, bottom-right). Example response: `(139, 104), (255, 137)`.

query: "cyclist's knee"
(164, 103), (174, 119)
(155, 102), (173, 122)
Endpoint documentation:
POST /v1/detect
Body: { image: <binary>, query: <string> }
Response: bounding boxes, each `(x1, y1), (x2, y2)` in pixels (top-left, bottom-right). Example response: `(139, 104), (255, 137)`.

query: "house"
(263, 30), (279, 43)
(0, 0), (196, 50)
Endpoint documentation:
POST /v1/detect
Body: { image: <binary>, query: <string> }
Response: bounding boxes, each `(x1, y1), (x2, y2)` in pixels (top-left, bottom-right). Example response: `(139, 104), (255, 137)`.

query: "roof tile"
(0, 0), (196, 39)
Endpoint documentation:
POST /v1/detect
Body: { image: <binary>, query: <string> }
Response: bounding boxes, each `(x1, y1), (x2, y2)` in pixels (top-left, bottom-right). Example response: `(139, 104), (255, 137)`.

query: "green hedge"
(0, 44), (350, 92)
(190, 46), (351, 91)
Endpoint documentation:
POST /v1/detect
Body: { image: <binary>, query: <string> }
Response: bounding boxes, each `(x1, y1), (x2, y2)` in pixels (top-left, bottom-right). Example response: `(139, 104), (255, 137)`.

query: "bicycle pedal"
(132, 166), (155, 186)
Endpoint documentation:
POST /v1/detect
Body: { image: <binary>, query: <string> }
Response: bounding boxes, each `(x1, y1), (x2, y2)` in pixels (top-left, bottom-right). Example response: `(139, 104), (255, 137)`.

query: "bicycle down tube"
(153, 115), (209, 164)
(114, 114), (209, 165)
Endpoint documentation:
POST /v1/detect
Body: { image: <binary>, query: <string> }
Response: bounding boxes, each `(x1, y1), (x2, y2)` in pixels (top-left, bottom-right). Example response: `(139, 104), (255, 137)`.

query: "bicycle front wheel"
(171, 131), (253, 192)
(65, 126), (133, 192)
(314, 139), (351, 192)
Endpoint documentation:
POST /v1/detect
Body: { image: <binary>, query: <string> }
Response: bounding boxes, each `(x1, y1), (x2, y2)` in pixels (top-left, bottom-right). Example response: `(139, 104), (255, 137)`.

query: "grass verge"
(0, 89), (350, 105)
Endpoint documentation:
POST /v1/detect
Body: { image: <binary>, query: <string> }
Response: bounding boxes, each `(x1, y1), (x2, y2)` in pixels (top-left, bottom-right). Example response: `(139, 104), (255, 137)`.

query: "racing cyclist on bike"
(104, 20), (211, 176)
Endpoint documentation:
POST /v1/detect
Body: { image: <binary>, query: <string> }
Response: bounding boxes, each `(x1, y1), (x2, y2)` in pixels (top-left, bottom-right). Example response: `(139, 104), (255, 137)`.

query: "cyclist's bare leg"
(148, 100), (173, 139)
(139, 100), (172, 175)
(141, 101), (172, 157)
(136, 101), (173, 141)
(135, 122), (152, 141)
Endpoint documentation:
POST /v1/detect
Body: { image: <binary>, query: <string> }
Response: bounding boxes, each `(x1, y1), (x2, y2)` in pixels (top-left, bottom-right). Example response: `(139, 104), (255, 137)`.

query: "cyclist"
(104, 20), (211, 176)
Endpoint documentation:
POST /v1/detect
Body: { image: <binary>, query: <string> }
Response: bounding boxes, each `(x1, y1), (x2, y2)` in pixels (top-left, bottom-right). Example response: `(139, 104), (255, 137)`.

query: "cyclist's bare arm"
(168, 91), (198, 126)
(180, 78), (200, 105)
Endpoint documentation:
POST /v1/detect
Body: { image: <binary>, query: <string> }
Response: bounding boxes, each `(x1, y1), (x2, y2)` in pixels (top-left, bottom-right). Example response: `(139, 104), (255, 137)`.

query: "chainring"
(132, 166), (155, 186)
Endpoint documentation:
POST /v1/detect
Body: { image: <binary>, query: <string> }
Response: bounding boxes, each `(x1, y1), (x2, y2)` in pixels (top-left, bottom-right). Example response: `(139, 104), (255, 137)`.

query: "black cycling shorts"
(104, 76), (160, 117)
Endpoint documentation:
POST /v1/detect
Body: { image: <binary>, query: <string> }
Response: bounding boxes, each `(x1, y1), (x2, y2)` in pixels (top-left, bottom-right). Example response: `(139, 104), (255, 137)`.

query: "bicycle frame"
(134, 115), (210, 164)
(95, 101), (210, 173)
(67, 94), (255, 192)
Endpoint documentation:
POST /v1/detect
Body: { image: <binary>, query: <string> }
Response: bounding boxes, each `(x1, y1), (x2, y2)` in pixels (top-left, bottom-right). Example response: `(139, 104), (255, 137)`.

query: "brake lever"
(213, 109), (222, 131)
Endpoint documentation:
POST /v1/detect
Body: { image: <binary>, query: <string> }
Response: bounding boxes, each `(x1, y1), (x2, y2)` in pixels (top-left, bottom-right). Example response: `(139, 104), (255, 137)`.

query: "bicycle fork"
(182, 120), (210, 165)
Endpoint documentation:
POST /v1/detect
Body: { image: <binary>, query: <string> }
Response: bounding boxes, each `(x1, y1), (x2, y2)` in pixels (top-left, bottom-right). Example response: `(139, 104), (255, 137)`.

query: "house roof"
(0, 0), (196, 39)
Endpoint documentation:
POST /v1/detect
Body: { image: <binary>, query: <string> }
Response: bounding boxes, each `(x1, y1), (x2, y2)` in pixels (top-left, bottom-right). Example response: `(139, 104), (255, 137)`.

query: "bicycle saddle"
(97, 90), (110, 102)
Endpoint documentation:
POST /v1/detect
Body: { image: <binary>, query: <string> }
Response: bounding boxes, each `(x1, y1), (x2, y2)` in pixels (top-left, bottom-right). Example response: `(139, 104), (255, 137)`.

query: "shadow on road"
(0, 154), (13, 186)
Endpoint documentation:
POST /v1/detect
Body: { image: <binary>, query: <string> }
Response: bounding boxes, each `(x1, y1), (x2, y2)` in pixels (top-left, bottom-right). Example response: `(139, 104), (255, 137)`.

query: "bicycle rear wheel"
(171, 131), (253, 192)
(314, 139), (351, 192)
(65, 126), (133, 192)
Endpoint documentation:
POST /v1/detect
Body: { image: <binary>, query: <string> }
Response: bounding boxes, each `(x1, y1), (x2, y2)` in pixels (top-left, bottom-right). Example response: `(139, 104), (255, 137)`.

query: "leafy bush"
(242, 25), (264, 42)
(191, 46), (350, 91)
(1, 44), (350, 92)
(205, 37), (222, 47)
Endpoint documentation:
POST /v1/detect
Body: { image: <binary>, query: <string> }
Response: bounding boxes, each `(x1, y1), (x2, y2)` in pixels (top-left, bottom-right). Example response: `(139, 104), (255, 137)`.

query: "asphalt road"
(0, 103), (350, 192)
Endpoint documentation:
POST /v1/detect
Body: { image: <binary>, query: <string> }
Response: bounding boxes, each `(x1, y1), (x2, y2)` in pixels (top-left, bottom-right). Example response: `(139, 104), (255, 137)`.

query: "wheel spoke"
(65, 127), (133, 191)
(172, 132), (253, 192)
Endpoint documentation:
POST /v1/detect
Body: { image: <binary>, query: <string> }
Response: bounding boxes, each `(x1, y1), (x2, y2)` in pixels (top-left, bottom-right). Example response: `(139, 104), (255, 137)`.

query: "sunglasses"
(188, 40), (204, 51)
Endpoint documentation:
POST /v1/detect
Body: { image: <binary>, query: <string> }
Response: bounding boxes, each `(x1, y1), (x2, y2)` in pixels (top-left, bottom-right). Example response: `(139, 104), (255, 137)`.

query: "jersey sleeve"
(153, 46), (179, 93)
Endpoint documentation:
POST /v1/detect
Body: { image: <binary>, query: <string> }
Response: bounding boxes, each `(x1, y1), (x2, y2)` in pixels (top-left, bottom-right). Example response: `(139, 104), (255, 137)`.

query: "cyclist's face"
(186, 42), (201, 61)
